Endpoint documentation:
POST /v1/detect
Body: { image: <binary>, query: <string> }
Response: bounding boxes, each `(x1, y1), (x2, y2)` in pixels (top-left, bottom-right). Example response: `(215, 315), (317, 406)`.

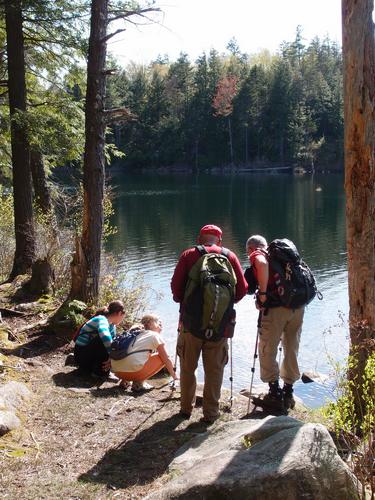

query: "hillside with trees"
(106, 30), (343, 170)
(0, 1), (373, 498)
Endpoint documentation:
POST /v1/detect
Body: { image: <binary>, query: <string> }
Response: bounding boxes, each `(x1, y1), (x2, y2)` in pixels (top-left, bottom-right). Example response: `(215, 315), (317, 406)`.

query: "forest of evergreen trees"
(0, 13), (343, 180)
(106, 30), (343, 170)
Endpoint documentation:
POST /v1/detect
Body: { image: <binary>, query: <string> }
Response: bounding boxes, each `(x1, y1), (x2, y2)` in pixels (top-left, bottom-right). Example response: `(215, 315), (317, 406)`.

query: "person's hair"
(246, 235), (267, 252)
(199, 233), (221, 245)
(95, 300), (124, 317)
(129, 323), (145, 332)
(141, 314), (160, 330)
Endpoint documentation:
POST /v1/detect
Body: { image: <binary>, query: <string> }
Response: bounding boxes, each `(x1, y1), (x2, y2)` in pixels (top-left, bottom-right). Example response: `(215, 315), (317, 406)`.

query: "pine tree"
(4, 0), (36, 279)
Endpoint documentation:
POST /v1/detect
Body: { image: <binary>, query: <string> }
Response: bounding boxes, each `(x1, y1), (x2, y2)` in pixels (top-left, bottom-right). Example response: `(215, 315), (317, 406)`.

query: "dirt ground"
(0, 309), (264, 500)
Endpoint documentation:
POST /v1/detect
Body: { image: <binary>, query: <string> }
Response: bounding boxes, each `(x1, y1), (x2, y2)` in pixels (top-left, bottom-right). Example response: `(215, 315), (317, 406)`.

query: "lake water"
(107, 171), (349, 408)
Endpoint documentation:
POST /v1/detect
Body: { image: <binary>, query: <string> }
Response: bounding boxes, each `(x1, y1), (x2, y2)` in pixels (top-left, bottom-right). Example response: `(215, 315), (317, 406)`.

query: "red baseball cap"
(199, 224), (222, 238)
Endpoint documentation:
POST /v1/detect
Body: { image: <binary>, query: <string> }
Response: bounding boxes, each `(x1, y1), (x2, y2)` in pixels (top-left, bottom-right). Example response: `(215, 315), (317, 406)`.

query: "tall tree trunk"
(30, 147), (52, 215)
(342, 0), (375, 419)
(5, 0), (36, 279)
(69, 0), (108, 304)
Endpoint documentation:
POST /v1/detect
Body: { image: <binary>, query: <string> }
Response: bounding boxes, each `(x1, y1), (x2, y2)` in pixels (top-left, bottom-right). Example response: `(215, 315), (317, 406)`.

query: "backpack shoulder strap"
(72, 321), (88, 342)
(119, 348), (153, 359)
(220, 247), (230, 258)
(195, 245), (208, 255)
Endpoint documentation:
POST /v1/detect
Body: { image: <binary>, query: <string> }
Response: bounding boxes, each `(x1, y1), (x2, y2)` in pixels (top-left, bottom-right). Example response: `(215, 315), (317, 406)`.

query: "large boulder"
(0, 410), (21, 436)
(0, 381), (32, 411)
(0, 381), (31, 436)
(148, 416), (359, 500)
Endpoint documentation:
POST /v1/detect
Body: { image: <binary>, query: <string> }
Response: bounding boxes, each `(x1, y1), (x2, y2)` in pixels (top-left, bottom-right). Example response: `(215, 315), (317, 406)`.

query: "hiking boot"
(177, 411), (191, 420)
(107, 372), (120, 383)
(118, 380), (131, 390)
(283, 383), (296, 410)
(65, 353), (77, 367)
(252, 381), (285, 412)
(91, 371), (119, 383)
(199, 415), (219, 425)
(131, 381), (154, 393)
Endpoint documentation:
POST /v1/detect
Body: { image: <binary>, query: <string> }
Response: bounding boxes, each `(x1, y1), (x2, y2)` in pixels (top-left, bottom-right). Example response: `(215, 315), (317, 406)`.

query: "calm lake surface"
(107, 171), (349, 408)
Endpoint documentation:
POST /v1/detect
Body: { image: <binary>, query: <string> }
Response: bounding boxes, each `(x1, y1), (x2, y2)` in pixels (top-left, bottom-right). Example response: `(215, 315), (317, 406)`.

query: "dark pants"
(74, 336), (109, 377)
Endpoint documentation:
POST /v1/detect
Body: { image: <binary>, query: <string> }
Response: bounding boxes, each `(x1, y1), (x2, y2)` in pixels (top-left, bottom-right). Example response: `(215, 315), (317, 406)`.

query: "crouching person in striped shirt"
(74, 300), (125, 379)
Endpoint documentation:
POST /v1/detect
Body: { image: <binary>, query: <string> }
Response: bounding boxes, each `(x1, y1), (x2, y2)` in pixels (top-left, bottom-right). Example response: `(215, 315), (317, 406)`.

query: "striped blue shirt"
(75, 315), (116, 353)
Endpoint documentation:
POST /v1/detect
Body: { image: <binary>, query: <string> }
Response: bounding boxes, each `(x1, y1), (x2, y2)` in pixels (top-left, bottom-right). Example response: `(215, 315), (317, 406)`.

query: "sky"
(108, 0), (343, 66)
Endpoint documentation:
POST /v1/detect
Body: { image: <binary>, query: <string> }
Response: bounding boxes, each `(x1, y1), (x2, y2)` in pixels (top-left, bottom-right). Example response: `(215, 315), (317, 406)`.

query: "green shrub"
(0, 186), (15, 281)
(99, 254), (149, 328)
(323, 352), (375, 498)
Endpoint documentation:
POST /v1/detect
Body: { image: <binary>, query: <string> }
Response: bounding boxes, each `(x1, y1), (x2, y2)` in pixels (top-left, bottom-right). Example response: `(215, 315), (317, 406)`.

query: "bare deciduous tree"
(70, 0), (159, 303)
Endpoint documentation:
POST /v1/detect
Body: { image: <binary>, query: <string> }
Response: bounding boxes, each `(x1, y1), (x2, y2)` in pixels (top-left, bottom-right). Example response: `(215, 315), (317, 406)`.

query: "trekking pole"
(170, 316), (181, 392)
(246, 311), (262, 415)
(278, 340), (282, 367)
(229, 337), (233, 409)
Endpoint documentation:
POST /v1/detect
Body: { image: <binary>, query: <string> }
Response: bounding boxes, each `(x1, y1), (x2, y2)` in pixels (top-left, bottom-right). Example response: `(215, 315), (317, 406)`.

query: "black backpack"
(109, 328), (152, 360)
(266, 239), (321, 309)
(181, 246), (237, 341)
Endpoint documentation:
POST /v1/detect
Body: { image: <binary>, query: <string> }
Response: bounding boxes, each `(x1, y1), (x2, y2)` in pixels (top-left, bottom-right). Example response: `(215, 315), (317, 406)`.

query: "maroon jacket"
(171, 244), (248, 304)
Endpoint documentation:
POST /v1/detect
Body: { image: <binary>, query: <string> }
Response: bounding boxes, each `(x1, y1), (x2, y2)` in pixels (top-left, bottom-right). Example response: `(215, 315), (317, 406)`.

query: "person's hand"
(255, 293), (267, 310)
(102, 359), (111, 371)
(169, 378), (180, 389)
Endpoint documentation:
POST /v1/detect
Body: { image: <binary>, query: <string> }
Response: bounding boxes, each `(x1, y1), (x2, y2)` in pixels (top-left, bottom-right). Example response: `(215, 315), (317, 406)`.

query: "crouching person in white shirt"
(111, 314), (178, 392)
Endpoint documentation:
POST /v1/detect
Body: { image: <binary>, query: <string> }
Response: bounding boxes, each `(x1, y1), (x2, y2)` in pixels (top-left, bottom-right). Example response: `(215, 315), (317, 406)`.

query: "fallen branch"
(0, 307), (26, 317)
(104, 107), (137, 124)
(17, 319), (48, 333)
(30, 431), (41, 459)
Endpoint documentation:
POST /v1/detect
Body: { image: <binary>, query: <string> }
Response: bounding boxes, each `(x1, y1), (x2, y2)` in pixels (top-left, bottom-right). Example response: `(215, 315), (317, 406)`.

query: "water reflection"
(107, 171), (348, 408)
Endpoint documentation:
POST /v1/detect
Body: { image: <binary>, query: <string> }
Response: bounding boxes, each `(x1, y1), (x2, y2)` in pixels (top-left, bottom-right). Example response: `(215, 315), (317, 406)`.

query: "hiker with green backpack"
(171, 224), (248, 424)
(245, 235), (320, 413)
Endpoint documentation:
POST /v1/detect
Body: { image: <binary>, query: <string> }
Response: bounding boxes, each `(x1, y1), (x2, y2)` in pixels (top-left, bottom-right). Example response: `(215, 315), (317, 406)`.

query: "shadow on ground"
(1, 330), (69, 359)
(79, 413), (213, 490)
(52, 369), (103, 389)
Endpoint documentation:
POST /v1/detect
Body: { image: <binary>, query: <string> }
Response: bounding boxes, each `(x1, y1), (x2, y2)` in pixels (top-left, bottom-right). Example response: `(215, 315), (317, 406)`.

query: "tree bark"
(30, 147), (53, 215)
(26, 258), (55, 295)
(69, 0), (108, 303)
(342, 0), (375, 418)
(5, 0), (36, 279)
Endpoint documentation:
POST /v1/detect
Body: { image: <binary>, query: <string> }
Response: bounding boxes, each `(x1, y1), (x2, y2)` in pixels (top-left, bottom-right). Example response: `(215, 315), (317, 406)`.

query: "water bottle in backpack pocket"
(224, 309), (236, 338)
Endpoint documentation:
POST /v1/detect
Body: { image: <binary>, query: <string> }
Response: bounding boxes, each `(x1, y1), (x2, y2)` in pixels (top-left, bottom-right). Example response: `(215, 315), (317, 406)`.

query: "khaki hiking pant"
(177, 331), (228, 419)
(258, 306), (305, 385)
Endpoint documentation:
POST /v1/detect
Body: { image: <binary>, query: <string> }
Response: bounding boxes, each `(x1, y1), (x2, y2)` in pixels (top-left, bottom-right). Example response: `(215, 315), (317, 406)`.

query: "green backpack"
(181, 245), (237, 341)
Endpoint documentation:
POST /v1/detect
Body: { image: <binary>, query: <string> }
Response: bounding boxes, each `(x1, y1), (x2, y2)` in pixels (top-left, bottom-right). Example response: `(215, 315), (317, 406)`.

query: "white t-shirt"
(111, 330), (164, 373)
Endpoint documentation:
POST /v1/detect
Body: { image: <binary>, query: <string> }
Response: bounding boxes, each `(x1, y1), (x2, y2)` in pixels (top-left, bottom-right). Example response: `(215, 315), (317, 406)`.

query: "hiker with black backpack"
(245, 235), (319, 412)
(171, 224), (248, 424)
(111, 314), (178, 393)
